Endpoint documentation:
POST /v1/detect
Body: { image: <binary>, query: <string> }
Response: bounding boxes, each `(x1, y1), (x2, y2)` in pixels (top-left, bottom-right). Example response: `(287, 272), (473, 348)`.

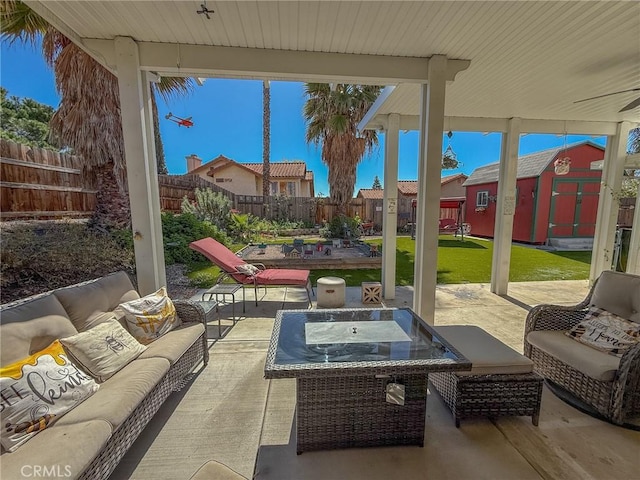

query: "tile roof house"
(186, 154), (315, 197)
(356, 173), (468, 226)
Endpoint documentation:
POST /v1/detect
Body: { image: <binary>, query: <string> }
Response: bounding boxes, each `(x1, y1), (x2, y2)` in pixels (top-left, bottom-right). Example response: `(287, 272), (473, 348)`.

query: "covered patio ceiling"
(27, 1), (639, 123)
(25, 1), (639, 319)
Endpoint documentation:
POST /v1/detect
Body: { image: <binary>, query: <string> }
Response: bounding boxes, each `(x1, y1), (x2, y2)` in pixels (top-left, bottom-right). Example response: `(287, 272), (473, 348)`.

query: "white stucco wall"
(205, 164), (258, 195)
(441, 177), (466, 197)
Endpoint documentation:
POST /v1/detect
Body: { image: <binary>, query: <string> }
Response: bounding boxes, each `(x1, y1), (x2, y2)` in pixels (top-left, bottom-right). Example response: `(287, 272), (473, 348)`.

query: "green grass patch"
(187, 235), (591, 288)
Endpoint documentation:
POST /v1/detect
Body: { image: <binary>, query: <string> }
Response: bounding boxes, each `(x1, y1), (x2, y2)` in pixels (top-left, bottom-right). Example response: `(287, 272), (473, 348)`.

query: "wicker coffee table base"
(430, 371), (543, 428)
(295, 373), (428, 454)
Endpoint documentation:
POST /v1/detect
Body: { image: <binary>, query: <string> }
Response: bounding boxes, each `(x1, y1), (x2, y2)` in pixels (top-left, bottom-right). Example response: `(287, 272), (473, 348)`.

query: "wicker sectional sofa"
(0, 272), (209, 480)
(524, 270), (640, 425)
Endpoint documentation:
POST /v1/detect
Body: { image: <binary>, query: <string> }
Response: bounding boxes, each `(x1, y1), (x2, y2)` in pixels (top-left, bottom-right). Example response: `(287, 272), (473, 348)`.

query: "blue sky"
(1, 40), (605, 196)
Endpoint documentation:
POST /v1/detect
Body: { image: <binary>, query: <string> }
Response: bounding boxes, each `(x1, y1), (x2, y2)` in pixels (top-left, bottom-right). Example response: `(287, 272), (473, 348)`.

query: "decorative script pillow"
(119, 287), (180, 345)
(0, 340), (99, 452)
(566, 307), (640, 357)
(236, 264), (260, 276)
(60, 318), (147, 382)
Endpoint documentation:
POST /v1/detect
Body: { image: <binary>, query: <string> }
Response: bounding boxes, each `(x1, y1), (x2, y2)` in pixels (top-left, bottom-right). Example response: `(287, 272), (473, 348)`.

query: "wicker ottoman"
(430, 325), (543, 427)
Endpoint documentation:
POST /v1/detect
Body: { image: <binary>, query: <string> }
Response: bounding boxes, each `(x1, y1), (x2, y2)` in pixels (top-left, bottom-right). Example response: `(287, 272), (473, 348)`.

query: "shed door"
(548, 179), (600, 238)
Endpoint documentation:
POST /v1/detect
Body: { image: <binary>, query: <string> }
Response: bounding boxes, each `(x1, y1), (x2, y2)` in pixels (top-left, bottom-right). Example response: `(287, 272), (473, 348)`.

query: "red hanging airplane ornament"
(165, 112), (194, 128)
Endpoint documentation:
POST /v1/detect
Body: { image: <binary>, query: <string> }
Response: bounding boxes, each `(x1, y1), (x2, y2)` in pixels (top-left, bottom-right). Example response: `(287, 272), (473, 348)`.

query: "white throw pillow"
(566, 307), (640, 357)
(118, 287), (180, 344)
(236, 264), (260, 276)
(0, 340), (99, 452)
(60, 318), (147, 382)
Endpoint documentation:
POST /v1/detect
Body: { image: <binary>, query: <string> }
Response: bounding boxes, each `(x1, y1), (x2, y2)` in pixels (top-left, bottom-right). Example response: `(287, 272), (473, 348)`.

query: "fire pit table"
(264, 308), (471, 453)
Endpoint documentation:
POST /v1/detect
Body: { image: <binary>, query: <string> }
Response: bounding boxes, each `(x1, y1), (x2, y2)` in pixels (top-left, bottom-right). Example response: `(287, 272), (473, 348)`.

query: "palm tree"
(262, 80), (271, 215)
(1, 0), (193, 227)
(303, 83), (380, 214)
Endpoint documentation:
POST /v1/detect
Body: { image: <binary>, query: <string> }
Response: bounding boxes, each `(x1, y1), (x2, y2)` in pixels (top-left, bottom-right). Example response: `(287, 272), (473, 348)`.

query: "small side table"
(202, 283), (245, 322)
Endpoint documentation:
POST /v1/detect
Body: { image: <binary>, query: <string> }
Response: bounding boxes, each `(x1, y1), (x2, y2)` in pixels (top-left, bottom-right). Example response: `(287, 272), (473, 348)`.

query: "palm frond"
(0, 0), (49, 45)
(154, 76), (195, 103)
(303, 83), (380, 210)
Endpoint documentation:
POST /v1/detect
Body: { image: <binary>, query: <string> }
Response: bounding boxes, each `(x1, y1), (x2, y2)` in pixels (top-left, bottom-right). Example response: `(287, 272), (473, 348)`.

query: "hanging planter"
(442, 132), (460, 169)
(554, 133), (571, 175)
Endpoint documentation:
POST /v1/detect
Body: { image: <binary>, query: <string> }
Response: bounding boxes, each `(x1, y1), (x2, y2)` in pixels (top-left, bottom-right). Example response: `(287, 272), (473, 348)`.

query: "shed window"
(476, 191), (489, 207)
(287, 182), (296, 196)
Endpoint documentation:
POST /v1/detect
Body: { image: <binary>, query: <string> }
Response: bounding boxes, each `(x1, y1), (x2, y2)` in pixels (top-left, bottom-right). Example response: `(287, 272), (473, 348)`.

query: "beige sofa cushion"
(0, 294), (77, 365)
(0, 419), (112, 479)
(527, 330), (620, 382)
(590, 270), (640, 323)
(56, 357), (170, 431)
(139, 322), (205, 364)
(53, 271), (140, 332)
(436, 325), (533, 375)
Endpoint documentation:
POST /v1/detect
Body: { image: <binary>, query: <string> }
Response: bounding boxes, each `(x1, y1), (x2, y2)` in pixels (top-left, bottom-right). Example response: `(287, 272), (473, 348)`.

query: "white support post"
(627, 181), (640, 274)
(115, 37), (166, 295)
(590, 122), (632, 282)
(490, 118), (521, 295)
(382, 113), (400, 299)
(413, 55), (447, 324)
(142, 71), (167, 288)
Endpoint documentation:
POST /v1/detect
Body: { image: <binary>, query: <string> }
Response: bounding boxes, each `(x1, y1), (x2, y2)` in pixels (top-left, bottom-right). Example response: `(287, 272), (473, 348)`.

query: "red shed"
(463, 141), (604, 244)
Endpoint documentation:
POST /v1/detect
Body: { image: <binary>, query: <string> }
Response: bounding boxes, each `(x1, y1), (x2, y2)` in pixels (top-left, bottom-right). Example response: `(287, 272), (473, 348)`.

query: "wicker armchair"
(524, 270), (640, 425)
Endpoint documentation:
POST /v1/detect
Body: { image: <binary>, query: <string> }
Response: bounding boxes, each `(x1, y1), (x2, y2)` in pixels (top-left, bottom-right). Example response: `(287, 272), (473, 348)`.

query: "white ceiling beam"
(363, 115), (629, 136)
(591, 153), (640, 170)
(25, 1), (116, 75)
(84, 39), (470, 85)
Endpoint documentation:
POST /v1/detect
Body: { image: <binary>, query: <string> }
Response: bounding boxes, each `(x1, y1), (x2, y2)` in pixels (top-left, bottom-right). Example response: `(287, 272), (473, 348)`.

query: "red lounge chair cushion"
(189, 238), (309, 286)
(255, 268), (309, 286)
(190, 238), (245, 272)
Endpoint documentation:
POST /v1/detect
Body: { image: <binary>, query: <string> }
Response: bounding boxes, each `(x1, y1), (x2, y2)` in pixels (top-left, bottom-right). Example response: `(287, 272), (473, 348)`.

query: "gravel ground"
(165, 264), (199, 300)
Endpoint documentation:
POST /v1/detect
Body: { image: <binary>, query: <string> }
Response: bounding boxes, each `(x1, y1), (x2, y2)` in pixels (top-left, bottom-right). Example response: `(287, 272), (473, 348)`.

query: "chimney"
(186, 154), (202, 172)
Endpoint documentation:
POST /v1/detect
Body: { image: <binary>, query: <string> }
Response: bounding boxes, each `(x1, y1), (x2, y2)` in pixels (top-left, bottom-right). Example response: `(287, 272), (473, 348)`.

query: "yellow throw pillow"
(118, 287), (180, 344)
(60, 318), (147, 382)
(0, 340), (99, 452)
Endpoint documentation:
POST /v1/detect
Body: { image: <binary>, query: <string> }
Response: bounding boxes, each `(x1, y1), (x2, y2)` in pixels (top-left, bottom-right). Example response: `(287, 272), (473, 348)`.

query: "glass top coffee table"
(264, 308), (471, 453)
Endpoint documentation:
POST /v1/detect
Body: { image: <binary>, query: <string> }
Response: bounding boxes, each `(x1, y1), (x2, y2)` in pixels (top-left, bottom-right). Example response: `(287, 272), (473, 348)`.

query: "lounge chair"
(189, 237), (313, 307)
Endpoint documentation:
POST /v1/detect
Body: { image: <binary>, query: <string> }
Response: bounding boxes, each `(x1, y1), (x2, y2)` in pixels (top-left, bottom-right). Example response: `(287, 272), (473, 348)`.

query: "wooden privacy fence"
(618, 198), (635, 227)
(3, 138), (634, 228)
(158, 174), (231, 212)
(0, 139), (96, 220)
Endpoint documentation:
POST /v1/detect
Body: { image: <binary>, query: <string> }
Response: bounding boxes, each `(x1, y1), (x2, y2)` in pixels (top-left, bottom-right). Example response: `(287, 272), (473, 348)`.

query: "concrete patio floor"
(110, 280), (640, 480)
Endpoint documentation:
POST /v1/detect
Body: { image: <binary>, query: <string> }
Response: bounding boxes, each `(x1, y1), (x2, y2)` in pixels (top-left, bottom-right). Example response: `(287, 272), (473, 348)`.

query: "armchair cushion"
(590, 270), (640, 323)
(527, 330), (620, 381)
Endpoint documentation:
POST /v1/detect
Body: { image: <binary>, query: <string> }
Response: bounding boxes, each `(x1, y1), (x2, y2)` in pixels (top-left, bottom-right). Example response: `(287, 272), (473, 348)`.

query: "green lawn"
(188, 236), (592, 288)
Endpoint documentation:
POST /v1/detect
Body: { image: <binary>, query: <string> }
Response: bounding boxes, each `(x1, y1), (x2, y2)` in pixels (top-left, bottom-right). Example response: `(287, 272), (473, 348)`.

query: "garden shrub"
(227, 213), (270, 243)
(161, 212), (231, 265)
(320, 215), (361, 239)
(181, 188), (232, 230)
